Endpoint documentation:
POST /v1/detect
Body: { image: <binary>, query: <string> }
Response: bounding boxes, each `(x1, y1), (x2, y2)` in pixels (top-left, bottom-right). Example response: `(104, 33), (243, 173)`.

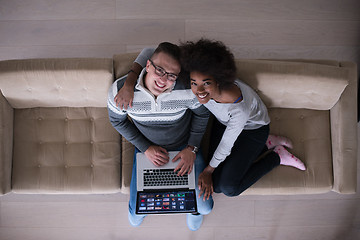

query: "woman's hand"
(114, 83), (134, 110)
(198, 165), (215, 201)
(114, 63), (142, 110)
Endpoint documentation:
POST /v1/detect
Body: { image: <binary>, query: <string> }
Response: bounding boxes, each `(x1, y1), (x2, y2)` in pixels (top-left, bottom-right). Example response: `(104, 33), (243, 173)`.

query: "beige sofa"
(0, 54), (357, 196)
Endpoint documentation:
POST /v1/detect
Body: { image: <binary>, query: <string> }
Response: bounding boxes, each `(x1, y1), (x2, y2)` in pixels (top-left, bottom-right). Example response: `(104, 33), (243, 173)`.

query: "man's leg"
(128, 148), (145, 226)
(187, 149), (214, 231)
(194, 149), (214, 214)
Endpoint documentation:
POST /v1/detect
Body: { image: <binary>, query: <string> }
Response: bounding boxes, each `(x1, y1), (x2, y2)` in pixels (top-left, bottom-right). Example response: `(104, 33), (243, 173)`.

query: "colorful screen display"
(136, 190), (197, 214)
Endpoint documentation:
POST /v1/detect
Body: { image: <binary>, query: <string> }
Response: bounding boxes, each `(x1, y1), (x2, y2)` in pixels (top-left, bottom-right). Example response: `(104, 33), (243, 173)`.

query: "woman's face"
(190, 71), (220, 104)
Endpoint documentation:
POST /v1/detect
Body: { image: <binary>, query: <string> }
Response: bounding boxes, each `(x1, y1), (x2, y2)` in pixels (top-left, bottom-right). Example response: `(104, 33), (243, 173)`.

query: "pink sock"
(274, 145), (306, 171)
(266, 135), (293, 149)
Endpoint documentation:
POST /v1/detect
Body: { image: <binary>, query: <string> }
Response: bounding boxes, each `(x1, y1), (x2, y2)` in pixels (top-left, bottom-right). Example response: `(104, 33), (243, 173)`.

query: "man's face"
(144, 52), (181, 97)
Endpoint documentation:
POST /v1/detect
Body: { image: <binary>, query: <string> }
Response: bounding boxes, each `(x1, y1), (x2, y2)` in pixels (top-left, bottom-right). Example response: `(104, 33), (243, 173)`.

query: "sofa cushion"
(119, 108), (334, 195)
(12, 107), (121, 194)
(236, 60), (349, 110)
(242, 108), (333, 195)
(0, 58), (113, 108)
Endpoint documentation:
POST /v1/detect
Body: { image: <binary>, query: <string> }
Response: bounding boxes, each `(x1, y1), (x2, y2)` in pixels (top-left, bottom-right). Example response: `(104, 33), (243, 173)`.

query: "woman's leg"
(223, 150), (280, 196)
(266, 135), (293, 149)
(274, 145), (306, 170)
(211, 123), (280, 197)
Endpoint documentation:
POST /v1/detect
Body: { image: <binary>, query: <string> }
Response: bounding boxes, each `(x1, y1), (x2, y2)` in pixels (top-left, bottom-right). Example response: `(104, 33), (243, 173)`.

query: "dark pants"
(209, 119), (280, 197)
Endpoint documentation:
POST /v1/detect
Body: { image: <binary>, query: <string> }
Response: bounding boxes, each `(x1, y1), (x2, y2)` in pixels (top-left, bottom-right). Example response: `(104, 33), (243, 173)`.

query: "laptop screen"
(136, 189), (197, 214)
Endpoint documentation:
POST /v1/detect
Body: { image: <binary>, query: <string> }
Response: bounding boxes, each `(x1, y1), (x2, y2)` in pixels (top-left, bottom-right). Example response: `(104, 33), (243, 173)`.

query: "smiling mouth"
(155, 81), (166, 88)
(197, 93), (209, 99)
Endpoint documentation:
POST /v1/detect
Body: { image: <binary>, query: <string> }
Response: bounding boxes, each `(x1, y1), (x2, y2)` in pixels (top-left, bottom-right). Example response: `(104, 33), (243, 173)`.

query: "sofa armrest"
(0, 90), (13, 195)
(330, 61), (358, 193)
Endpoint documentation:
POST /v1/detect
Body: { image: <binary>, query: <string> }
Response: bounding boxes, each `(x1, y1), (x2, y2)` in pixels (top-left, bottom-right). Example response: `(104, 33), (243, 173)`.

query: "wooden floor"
(0, 0), (359, 239)
(0, 0), (359, 64)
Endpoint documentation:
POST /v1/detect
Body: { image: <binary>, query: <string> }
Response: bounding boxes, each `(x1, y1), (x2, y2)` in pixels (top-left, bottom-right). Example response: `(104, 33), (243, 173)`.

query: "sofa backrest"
(235, 60), (349, 110)
(0, 58), (113, 108)
(113, 52), (138, 79)
(1, 56), (349, 111)
(113, 54), (349, 111)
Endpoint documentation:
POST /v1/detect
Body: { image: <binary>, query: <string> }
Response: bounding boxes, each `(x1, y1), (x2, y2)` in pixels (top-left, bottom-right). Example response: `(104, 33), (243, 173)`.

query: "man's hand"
(114, 83), (134, 110)
(144, 145), (169, 166)
(198, 165), (215, 201)
(172, 147), (196, 176)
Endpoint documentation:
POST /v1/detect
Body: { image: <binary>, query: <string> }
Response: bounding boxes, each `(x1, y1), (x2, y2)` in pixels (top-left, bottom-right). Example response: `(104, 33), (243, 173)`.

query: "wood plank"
(0, 227), (215, 240)
(0, 20), (185, 46)
(254, 199), (360, 227)
(185, 20), (360, 46)
(0, 192), (129, 203)
(214, 226), (360, 240)
(0, 45), (127, 60)
(228, 46), (360, 63)
(0, 0), (116, 20)
(203, 198), (255, 227)
(0, 198), (254, 228)
(0, 202), (125, 228)
(115, 0), (360, 21)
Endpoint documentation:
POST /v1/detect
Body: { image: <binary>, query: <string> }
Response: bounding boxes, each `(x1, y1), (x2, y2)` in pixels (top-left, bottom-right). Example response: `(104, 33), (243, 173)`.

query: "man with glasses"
(107, 42), (213, 231)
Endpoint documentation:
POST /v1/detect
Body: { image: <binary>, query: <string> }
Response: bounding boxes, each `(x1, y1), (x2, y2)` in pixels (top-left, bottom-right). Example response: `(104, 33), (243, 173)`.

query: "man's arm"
(108, 81), (152, 152)
(108, 108), (170, 166)
(173, 104), (210, 176)
(187, 104), (211, 148)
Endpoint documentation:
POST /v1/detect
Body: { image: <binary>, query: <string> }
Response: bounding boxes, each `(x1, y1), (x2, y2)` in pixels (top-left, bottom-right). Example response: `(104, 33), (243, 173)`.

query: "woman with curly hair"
(180, 39), (305, 200)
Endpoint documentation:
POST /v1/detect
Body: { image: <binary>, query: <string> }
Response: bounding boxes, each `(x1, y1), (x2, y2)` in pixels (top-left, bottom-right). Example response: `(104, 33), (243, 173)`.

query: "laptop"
(136, 151), (197, 215)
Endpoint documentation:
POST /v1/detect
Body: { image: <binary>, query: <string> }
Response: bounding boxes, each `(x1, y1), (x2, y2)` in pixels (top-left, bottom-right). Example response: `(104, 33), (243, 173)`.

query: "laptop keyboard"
(143, 169), (189, 187)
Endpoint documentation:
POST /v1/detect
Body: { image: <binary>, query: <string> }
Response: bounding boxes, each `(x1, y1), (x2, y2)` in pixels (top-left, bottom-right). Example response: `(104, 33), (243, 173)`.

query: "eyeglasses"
(149, 59), (178, 82)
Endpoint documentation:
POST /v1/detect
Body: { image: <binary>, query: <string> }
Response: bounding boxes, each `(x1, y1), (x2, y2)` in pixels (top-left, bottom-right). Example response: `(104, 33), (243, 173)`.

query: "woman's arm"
(114, 62), (142, 109)
(209, 106), (248, 168)
(198, 165), (215, 200)
(114, 48), (155, 109)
